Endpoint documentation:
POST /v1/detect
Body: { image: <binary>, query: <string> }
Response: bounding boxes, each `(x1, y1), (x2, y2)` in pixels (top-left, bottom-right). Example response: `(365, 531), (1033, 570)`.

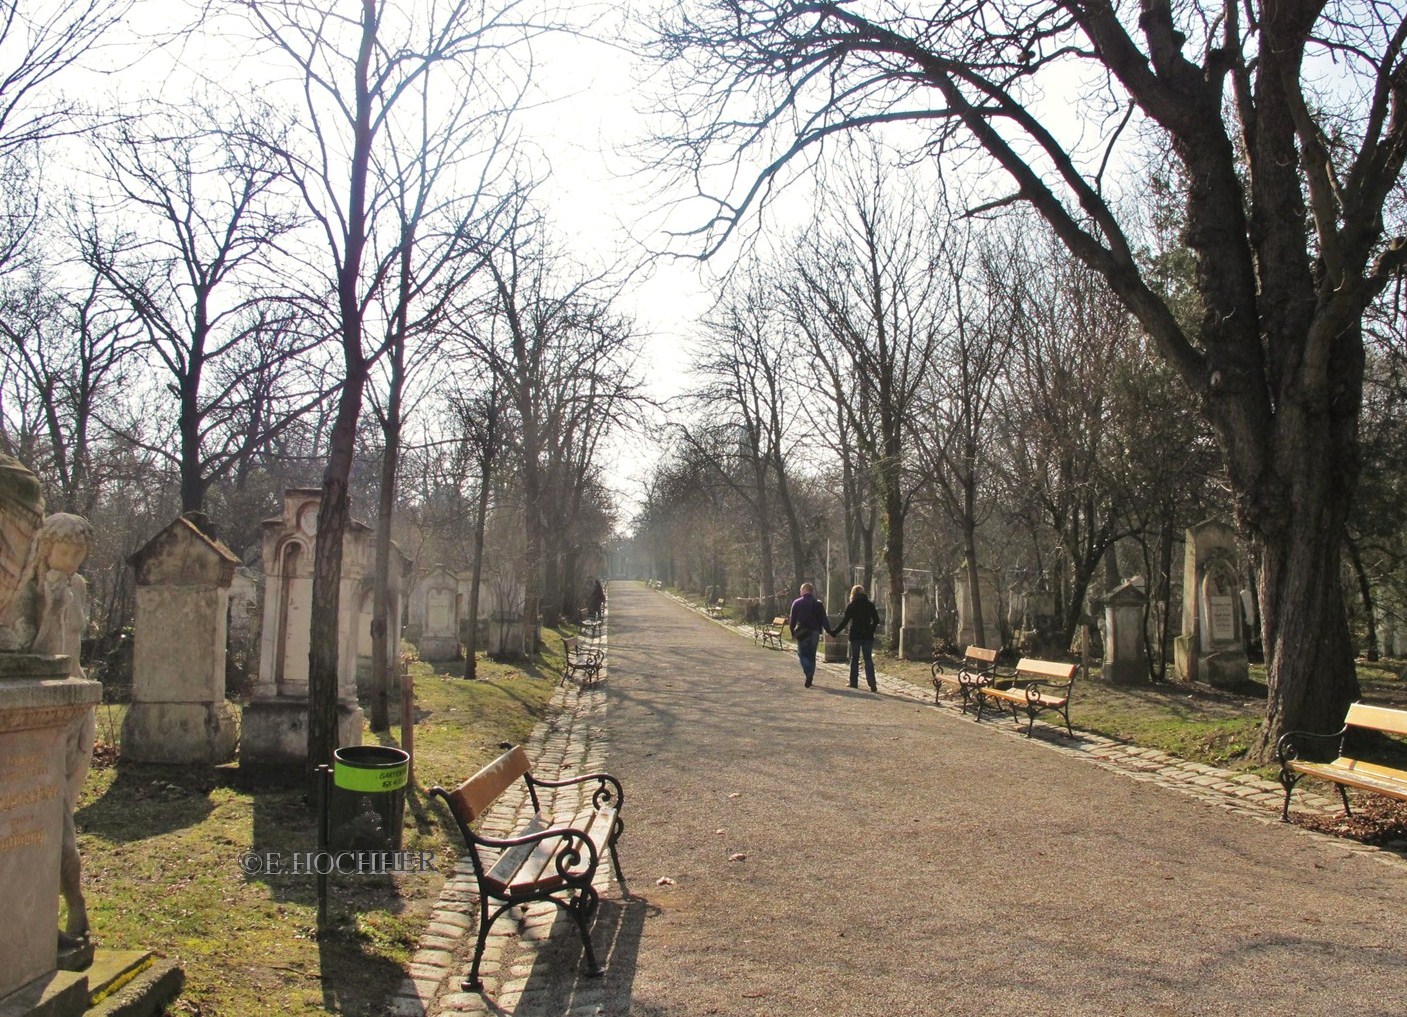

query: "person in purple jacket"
(787, 582), (834, 687)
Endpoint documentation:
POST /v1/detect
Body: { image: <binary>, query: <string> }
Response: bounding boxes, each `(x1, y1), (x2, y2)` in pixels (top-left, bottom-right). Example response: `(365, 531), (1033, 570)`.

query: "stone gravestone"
(0, 458), (103, 1014)
(353, 544), (407, 693)
(122, 516), (240, 764)
(822, 571), (849, 664)
(1174, 520), (1249, 688)
(1103, 580), (1149, 685)
(954, 566), (1001, 650)
(411, 566), (461, 661)
(241, 490), (364, 767)
(899, 583), (933, 661)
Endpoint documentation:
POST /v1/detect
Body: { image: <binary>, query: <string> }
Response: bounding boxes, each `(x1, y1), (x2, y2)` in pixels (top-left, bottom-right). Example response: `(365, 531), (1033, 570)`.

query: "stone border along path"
(392, 590), (1407, 1017)
(388, 626), (615, 1017)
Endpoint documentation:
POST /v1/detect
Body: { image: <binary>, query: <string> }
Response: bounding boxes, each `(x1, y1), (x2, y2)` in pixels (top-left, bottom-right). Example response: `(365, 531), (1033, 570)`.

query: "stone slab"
(0, 970), (87, 1017)
(86, 958), (183, 1017)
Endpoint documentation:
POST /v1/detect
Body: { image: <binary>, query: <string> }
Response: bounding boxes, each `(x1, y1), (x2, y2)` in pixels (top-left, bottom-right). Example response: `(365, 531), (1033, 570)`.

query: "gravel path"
(405, 581), (1407, 1017)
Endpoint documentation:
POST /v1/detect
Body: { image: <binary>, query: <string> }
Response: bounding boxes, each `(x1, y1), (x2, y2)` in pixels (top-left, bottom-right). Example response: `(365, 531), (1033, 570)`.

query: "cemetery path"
(438, 582), (1407, 1016)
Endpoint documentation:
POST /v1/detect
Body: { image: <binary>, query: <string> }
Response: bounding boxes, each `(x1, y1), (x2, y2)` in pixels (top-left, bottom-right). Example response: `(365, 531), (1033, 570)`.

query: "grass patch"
(75, 646), (558, 1017)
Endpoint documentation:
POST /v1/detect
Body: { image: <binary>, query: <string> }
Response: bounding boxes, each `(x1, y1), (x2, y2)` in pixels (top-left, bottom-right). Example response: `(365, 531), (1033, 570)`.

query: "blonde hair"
(850, 585), (868, 601)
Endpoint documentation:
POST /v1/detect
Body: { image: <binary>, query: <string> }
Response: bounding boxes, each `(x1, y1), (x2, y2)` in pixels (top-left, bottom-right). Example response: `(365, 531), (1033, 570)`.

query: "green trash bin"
(328, 745), (409, 852)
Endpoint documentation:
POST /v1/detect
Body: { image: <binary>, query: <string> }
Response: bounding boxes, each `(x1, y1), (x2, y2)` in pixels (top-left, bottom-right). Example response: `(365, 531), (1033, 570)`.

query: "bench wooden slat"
(982, 686), (1068, 709)
(446, 746), (532, 823)
(1345, 702), (1407, 737)
(1290, 760), (1407, 801)
(1012, 658), (1077, 682)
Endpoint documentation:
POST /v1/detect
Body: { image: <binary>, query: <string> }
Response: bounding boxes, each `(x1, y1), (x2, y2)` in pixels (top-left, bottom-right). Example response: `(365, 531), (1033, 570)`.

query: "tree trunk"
(370, 405), (400, 732)
(883, 491), (904, 652)
(1346, 537), (1378, 663)
(465, 469), (491, 680)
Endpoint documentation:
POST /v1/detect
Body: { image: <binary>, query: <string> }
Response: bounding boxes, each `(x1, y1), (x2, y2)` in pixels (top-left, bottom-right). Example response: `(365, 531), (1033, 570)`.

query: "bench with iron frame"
(705, 598), (725, 619)
(429, 746), (627, 991)
(753, 616), (786, 650)
(561, 635), (604, 685)
(1277, 701), (1407, 821)
(975, 657), (1078, 737)
(932, 645), (1012, 713)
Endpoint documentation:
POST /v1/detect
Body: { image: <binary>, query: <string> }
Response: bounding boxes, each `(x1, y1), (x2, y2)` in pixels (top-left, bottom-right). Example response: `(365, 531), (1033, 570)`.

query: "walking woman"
(832, 584), (881, 691)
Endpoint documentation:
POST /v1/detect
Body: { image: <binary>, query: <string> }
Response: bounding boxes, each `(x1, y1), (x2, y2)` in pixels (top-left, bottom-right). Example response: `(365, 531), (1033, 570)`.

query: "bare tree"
(781, 167), (945, 648)
(238, 0), (539, 774)
(656, 0), (1407, 751)
(83, 103), (318, 514)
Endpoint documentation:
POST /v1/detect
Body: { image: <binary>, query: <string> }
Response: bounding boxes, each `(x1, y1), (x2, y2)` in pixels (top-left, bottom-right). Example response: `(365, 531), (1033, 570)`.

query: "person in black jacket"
(832, 584), (880, 691)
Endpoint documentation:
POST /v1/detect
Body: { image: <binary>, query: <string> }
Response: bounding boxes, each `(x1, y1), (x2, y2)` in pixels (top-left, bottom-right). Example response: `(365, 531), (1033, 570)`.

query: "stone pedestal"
(899, 585), (933, 661)
(122, 517), (241, 764)
(0, 654), (101, 1007)
(1174, 520), (1248, 688)
(822, 572), (849, 663)
(955, 566), (1001, 650)
(1103, 580), (1148, 685)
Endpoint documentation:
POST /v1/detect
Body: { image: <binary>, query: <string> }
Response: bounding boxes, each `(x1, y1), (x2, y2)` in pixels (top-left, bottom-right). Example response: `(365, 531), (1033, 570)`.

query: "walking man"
(788, 582), (833, 687)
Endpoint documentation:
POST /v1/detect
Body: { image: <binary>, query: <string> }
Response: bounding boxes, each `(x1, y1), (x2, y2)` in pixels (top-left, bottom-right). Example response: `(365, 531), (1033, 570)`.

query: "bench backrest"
(772, 617), (786, 626)
(1344, 702), (1407, 737)
(563, 635), (579, 653)
(439, 745), (531, 824)
(1014, 658), (1078, 682)
(963, 646), (999, 666)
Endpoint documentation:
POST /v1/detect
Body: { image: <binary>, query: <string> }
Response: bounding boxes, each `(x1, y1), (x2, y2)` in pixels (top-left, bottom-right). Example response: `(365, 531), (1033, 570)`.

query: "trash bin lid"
(333, 745), (409, 792)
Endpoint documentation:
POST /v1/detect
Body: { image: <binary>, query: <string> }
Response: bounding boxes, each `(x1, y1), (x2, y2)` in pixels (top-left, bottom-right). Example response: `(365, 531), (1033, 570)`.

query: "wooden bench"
(561, 635), (603, 685)
(975, 657), (1078, 737)
(705, 598), (725, 619)
(753, 616), (786, 650)
(429, 746), (626, 990)
(932, 645), (1012, 713)
(1277, 702), (1407, 821)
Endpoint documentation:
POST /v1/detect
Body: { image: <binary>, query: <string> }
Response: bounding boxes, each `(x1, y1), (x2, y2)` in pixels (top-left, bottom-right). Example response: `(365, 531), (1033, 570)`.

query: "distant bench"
(1278, 702), (1407, 821)
(753, 616), (785, 650)
(705, 598), (725, 619)
(932, 645), (1009, 713)
(561, 635), (603, 685)
(975, 658), (1078, 737)
(430, 746), (626, 990)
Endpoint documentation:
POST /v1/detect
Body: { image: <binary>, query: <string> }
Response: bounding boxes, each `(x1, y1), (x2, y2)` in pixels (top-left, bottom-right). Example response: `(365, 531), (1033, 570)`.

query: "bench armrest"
(528, 770), (626, 813)
(1276, 726), (1347, 767)
(483, 824), (601, 880)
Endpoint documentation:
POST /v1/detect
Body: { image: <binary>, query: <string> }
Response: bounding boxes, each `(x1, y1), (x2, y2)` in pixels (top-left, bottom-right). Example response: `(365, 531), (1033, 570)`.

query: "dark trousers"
(849, 638), (876, 689)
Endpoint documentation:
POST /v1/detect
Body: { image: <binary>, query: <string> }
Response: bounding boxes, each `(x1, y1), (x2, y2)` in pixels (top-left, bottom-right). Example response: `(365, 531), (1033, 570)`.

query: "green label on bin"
(334, 759), (408, 792)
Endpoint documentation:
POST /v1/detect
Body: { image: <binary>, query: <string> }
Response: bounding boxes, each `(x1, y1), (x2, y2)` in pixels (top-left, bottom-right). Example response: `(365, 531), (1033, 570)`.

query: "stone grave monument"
(241, 490), (365, 766)
(899, 581), (933, 661)
(1174, 519), (1249, 688)
(822, 570), (849, 663)
(0, 458), (104, 1015)
(122, 516), (241, 764)
(410, 566), (461, 661)
(1103, 579), (1149, 685)
(955, 566), (1001, 650)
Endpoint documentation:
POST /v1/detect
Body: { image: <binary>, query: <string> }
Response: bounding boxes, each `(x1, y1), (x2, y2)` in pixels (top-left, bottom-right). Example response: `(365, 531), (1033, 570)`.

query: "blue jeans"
(849, 638), (876, 688)
(796, 631), (821, 683)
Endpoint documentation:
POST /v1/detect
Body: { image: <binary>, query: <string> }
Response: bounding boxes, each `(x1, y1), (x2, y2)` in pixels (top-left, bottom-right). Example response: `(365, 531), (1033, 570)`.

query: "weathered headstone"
(122, 517), (240, 764)
(954, 566), (1001, 650)
(1103, 580), (1149, 685)
(241, 490), (364, 767)
(1174, 520), (1249, 687)
(410, 566), (461, 661)
(899, 582), (933, 661)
